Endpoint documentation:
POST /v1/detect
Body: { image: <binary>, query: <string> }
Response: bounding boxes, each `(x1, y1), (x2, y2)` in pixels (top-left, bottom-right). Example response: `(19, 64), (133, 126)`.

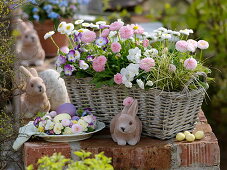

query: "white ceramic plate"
(35, 121), (105, 142)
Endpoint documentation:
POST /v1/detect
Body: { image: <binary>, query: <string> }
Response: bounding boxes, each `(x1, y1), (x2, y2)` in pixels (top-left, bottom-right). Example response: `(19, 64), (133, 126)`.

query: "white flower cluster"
(120, 63), (140, 88)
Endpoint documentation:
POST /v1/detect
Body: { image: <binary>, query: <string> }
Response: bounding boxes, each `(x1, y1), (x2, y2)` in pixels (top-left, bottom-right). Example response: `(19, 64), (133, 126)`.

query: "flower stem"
(50, 37), (59, 49)
(199, 50), (203, 62)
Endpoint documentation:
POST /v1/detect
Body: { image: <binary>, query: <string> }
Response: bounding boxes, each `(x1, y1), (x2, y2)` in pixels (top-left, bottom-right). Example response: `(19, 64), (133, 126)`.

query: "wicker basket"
(64, 73), (206, 140)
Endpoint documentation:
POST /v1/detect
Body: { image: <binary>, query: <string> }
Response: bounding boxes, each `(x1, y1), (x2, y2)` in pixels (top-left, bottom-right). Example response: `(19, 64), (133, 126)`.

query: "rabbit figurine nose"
(121, 127), (125, 132)
(38, 86), (42, 92)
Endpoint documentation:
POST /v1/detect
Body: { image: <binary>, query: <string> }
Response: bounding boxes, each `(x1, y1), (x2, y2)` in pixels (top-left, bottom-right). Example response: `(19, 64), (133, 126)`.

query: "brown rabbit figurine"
(110, 99), (142, 145)
(17, 20), (45, 66)
(19, 66), (50, 119)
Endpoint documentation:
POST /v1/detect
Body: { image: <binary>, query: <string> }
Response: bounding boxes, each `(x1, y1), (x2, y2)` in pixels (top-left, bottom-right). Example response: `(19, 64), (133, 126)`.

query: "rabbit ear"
(29, 68), (38, 77)
(19, 66), (33, 80)
(127, 99), (138, 117)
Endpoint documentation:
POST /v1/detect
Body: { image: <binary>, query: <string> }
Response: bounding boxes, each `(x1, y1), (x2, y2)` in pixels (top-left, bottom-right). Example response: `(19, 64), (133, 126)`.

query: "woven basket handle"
(181, 72), (208, 94)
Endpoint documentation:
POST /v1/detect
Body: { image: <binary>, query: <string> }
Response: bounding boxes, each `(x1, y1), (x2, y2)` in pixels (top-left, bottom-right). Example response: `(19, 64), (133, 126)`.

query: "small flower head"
(111, 42), (122, 53)
(109, 21), (124, 31)
(81, 30), (96, 43)
(56, 55), (66, 65)
(92, 56), (107, 72)
(71, 124), (83, 133)
(136, 79), (145, 89)
(64, 64), (75, 76)
(187, 39), (198, 48)
(82, 23), (91, 27)
(139, 58), (155, 72)
(169, 64), (176, 72)
(132, 24), (144, 34)
(61, 119), (71, 127)
(175, 40), (188, 52)
(63, 23), (74, 34)
(95, 37), (108, 46)
(114, 73), (123, 84)
(123, 97), (134, 106)
(44, 31), (55, 40)
(87, 55), (94, 61)
(67, 50), (80, 62)
(184, 58), (197, 70)
(101, 29), (110, 37)
(53, 123), (63, 134)
(60, 46), (69, 54)
(75, 19), (84, 25)
(142, 39), (149, 47)
(58, 21), (66, 34)
(49, 111), (57, 118)
(119, 26), (134, 39)
(146, 80), (154, 87)
(79, 60), (89, 70)
(96, 21), (106, 25)
(197, 40), (209, 49)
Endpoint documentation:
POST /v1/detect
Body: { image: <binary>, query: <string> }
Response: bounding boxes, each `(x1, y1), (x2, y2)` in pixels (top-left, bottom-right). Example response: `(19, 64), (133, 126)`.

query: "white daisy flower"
(63, 23), (74, 34)
(44, 31), (55, 40)
(82, 23), (91, 27)
(96, 21), (106, 25)
(75, 19), (84, 25)
(57, 21), (66, 33)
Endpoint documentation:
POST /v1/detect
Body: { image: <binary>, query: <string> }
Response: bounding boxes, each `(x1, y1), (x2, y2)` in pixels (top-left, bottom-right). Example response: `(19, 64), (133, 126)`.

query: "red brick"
(80, 137), (171, 170)
(23, 141), (71, 169)
(176, 132), (220, 167)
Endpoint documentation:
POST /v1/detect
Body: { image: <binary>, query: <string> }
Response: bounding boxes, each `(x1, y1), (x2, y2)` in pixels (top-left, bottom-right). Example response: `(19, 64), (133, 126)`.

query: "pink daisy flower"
(139, 58), (155, 72)
(111, 42), (122, 53)
(92, 56), (107, 72)
(101, 29), (110, 37)
(119, 26), (134, 39)
(175, 40), (188, 52)
(114, 73), (123, 84)
(132, 24), (144, 34)
(81, 30), (96, 43)
(184, 58), (197, 70)
(109, 21), (124, 31)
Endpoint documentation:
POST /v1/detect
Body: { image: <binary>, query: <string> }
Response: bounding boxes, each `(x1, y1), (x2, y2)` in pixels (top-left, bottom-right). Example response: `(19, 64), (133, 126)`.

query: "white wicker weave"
(64, 73), (206, 140)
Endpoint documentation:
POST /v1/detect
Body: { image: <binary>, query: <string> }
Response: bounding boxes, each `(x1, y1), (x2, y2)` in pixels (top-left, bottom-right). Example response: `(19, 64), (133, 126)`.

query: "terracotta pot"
(33, 20), (69, 57)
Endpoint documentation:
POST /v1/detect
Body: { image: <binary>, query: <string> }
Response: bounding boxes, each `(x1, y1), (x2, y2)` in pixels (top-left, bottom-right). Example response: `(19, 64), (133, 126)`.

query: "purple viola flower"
(74, 32), (82, 42)
(64, 64), (75, 76)
(72, 116), (80, 120)
(95, 37), (108, 46)
(56, 55), (66, 66)
(67, 50), (80, 62)
(74, 44), (81, 50)
(46, 130), (55, 135)
(33, 117), (41, 127)
(99, 25), (110, 29)
(86, 55), (94, 62)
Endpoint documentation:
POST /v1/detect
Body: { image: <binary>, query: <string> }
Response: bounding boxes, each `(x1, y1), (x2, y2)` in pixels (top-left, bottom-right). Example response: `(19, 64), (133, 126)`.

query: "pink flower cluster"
(92, 56), (107, 72)
(139, 58), (155, 72)
(175, 39), (209, 53)
(81, 30), (96, 43)
(111, 42), (122, 53)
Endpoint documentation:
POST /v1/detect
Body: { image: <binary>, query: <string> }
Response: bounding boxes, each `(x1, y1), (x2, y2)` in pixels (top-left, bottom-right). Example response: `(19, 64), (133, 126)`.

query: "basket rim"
(64, 77), (206, 97)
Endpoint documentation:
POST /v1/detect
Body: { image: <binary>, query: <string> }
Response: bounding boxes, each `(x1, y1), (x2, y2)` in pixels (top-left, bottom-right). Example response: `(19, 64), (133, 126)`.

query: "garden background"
(0, 0), (226, 169)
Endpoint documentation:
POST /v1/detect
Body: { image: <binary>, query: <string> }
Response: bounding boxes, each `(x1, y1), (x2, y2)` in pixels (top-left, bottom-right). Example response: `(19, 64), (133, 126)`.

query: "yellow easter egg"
(176, 133), (185, 141)
(184, 131), (191, 136)
(186, 134), (195, 142)
(195, 131), (205, 140)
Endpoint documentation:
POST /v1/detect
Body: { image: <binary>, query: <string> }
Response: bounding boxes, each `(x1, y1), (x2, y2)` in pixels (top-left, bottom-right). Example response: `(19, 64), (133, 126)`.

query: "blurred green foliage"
(27, 150), (113, 170)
